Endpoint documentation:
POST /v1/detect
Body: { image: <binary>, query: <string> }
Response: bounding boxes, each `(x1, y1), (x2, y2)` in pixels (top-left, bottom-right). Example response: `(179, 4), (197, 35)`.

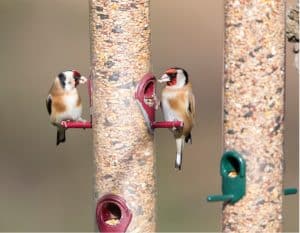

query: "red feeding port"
(135, 73), (184, 131)
(135, 73), (156, 128)
(96, 194), (132, 233)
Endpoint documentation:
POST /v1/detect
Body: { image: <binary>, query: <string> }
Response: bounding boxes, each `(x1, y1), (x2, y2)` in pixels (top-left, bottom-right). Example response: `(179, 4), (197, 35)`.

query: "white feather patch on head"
(175, 69), (187, 88)
(63, 71), (77, 92)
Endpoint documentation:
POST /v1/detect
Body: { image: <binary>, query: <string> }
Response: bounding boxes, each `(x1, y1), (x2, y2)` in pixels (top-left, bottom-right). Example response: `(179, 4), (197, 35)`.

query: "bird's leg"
(172, 118), (179, 131)
(154, 95), (160, 110)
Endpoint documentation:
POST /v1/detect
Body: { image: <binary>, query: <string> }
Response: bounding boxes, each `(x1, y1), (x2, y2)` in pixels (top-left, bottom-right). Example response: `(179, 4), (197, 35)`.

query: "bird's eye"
(170, 73), (177, 79)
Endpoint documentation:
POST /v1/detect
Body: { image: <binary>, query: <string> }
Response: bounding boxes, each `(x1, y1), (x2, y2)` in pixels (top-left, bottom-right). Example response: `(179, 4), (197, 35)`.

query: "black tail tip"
(175, 162), (182, 171)
(56, 138), (66, 146)
(56, 129), (66, 146)
(185, 133), (192, 144)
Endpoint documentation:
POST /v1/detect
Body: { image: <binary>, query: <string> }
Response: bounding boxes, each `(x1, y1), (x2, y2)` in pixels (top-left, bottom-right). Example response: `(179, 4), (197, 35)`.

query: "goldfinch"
(46, 70), (87, 145)
(158, 67), (195, 170)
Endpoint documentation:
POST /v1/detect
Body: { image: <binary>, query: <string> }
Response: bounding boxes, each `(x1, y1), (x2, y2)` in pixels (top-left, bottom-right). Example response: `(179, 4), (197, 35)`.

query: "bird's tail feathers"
(175, 137), (184, 170)
(175, 153), (182, 170)
(185, 133), (192, 144)
(57, 127), (66, 146)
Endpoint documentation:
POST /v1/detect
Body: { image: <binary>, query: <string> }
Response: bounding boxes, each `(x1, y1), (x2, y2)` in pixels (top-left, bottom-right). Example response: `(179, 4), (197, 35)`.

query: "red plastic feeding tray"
(96, 194), (132, 233)
(60, 121), (92, 129)
(61, 79), (93, 129)
(152, 121), (183, 129)
(135, 73), (183, 131)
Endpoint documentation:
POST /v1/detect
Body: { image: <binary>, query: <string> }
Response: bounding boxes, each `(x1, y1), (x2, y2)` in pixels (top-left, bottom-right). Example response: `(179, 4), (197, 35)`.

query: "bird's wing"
(46, 94), (52, 115)
(187, 92), (196, 122)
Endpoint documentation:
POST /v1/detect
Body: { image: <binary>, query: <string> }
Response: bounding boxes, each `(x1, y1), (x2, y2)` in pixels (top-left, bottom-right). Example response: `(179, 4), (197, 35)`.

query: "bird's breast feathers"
(63, 92), (81, 109)
(162, 88), (190, 116)
(161, 84), (195, 134)
(50, 92), (82, 123)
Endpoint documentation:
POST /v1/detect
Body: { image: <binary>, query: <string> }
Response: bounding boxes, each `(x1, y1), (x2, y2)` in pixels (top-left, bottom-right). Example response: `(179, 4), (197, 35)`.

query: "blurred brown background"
(0, 0), (298, 232)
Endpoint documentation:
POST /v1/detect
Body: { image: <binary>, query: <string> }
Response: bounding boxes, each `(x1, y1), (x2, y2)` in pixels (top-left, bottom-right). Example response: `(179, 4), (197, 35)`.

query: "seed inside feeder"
(102, 202), (122, 226)
(105, 218), (120, 226)
(228, 171), (238, 177)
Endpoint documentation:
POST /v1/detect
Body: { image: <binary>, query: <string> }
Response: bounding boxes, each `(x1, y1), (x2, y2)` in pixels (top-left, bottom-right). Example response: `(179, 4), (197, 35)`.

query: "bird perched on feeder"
(158, 67), (195, 170)
(46, 70), (87, 145)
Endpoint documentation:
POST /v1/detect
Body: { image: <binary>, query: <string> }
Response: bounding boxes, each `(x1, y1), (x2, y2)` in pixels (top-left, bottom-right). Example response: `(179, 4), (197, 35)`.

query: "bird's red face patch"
(73, 70), (81, 78)
(166, 68), (177, 75)
(167, 78), (177, 86)
(166, 69), (177, 86)
(72, 70), (81, 86)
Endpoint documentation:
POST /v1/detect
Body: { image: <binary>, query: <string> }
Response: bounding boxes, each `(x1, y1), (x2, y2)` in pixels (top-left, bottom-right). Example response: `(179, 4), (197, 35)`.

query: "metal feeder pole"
(223, 0), (285, 232)
(89, 0), (155, 232)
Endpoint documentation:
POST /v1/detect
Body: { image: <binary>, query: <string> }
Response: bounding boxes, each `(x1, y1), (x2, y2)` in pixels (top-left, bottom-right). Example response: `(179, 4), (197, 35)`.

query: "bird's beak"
(158, 74), (170, 83)
(74, 76), (87, 87)
(78, 76), (87, 84)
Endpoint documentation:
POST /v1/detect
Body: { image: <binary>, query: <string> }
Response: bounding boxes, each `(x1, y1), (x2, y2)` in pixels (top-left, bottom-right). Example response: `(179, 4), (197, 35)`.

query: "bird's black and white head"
(158, 67), (189, 88)
(57, 70), (87, 92)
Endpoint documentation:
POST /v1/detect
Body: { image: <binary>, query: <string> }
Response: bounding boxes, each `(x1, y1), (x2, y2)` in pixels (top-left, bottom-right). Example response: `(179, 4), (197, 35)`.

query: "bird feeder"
(207, 151), (246, 204)
(221, 1), (298, 232)
(89, 0), (156, 232)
